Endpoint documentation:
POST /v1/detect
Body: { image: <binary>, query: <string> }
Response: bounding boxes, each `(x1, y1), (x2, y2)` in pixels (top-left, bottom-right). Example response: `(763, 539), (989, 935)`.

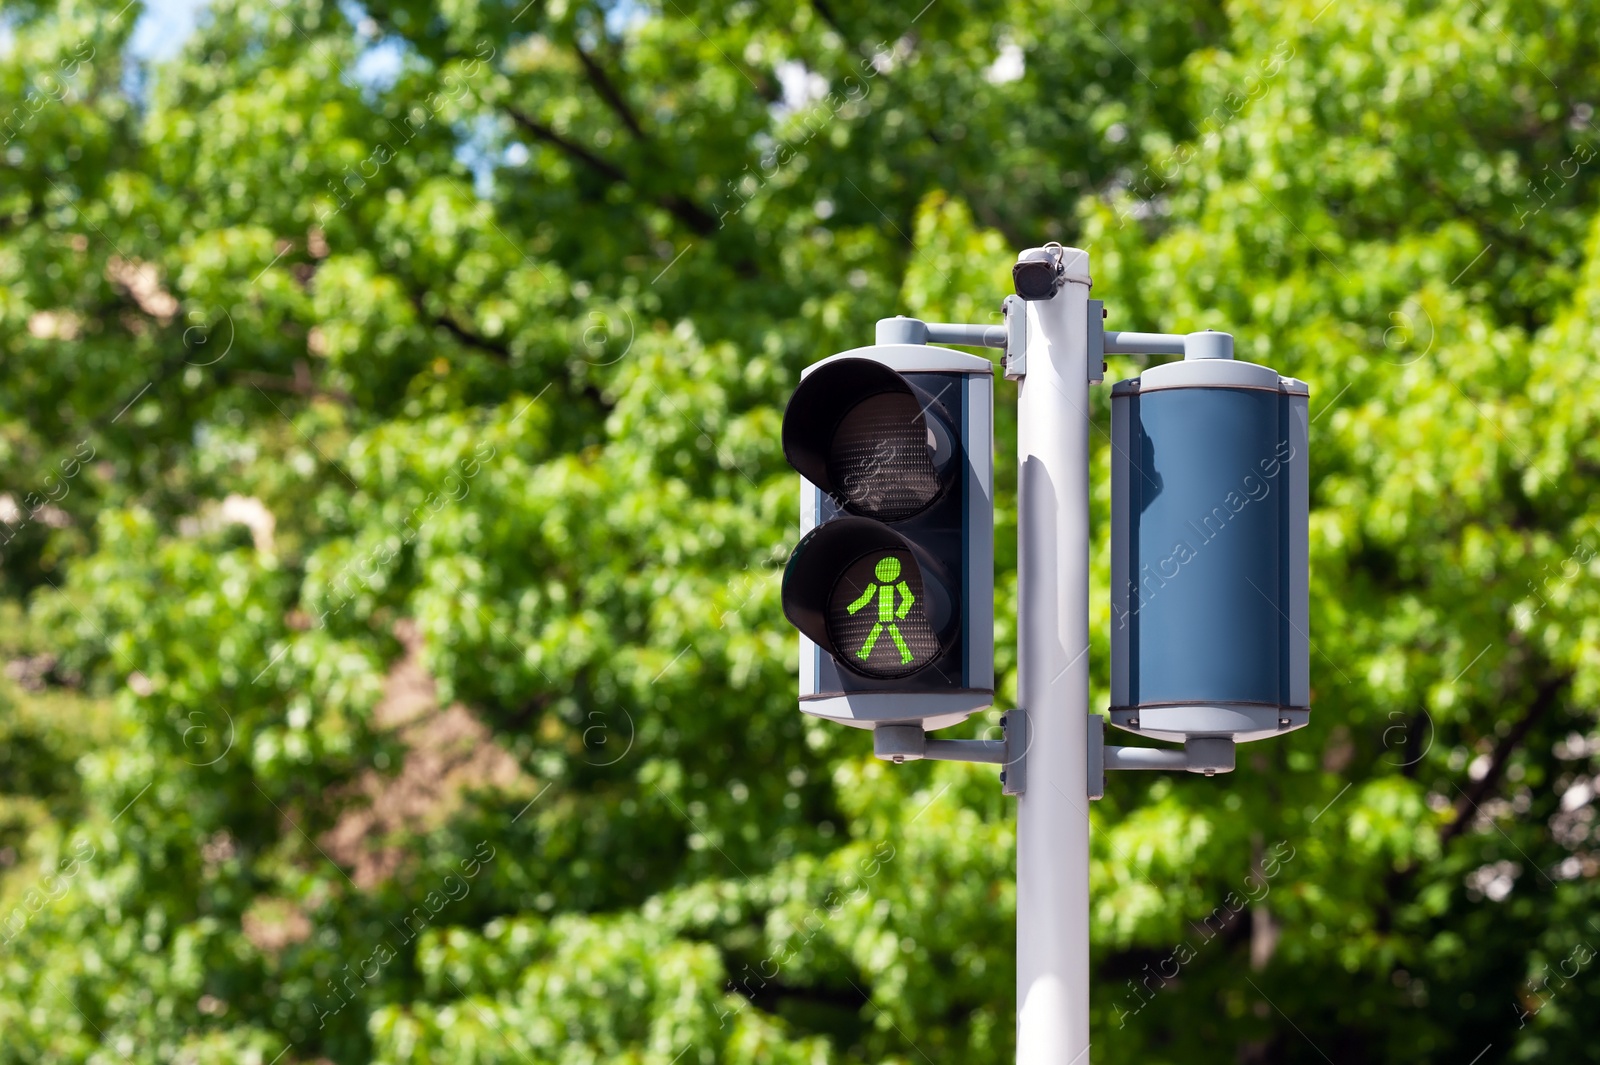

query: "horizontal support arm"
(1102, 330), (1187, 355)
(927, 738), (1007, 763)
(874, 724), (1005, 763)
(876, 316), (1007, 349)
(1104, 746), (1190, 770)
(1098, 328), (1233, 360)
(926, 322), (1008, 349)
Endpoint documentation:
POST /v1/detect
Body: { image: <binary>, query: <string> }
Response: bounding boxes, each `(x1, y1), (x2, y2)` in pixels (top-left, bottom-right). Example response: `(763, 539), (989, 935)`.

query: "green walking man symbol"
(847, 556), (916, 664)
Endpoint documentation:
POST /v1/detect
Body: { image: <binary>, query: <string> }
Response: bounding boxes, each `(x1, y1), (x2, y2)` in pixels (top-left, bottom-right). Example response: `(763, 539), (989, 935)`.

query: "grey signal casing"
(797, 344), (994, 731)
(1109, 357), (1310, 743)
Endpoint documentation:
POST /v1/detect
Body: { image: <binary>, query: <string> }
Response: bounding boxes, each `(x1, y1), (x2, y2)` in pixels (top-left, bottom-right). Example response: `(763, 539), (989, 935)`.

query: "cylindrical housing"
(1109, 357), (1310, 744)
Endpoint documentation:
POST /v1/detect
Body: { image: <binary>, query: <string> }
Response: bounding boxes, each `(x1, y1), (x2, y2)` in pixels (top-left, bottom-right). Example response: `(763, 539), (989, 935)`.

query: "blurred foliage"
(2, 0), (1600, 1062)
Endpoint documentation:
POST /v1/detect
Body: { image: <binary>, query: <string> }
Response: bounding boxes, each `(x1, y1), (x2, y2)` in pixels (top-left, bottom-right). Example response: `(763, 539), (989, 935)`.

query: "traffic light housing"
(1108, 355), (1310, 743)
(781, 347), (993, 731)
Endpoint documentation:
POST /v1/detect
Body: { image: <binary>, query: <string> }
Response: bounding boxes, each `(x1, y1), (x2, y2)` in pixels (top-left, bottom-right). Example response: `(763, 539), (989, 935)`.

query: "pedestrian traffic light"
(781, 346), (993, 731)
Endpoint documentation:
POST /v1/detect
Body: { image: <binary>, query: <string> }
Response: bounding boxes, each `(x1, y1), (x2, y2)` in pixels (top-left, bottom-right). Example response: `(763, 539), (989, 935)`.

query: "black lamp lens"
(826, 392), (941, 521)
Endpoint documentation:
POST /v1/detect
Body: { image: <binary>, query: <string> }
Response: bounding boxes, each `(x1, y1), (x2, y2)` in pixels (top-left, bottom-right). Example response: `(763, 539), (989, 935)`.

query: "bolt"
(1204, 769), (1216, 777)
(1279, 717), (1290, 727)
(1000, 771), (1007, 783)
(1129, 717), (1139, 728)
(893, 756), (904, 764)
(1101, 307), (1108, 318)
(1000, 714), (1009, 727)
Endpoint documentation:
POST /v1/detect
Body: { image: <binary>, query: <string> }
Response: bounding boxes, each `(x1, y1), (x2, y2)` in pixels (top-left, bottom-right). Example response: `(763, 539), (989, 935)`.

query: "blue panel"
(1126, 388), (1292, 706)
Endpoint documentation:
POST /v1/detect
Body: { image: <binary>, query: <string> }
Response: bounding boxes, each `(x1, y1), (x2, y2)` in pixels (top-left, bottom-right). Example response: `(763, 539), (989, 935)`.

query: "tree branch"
(407, 291), (512, 361)
(504, 104), (719, 235)
(1441, 674), (1566, 846)
(810, 0), (847, 40)
(572, 42), (647, 141)
(505, 104), (629, 184)
(0, 197), (46, 235)
(231, 369), (354, 405)
(435, 314), (511, 359)
(1396, 158), (1545, 264)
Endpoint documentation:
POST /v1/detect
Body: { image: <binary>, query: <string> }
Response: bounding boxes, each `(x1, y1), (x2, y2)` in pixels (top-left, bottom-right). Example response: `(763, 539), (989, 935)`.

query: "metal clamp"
(873, 708), (1028, 796)
(1087, 714), (1234, 800)
(1087, 299), (1104, 384)
(1002, 295), (1027, 380)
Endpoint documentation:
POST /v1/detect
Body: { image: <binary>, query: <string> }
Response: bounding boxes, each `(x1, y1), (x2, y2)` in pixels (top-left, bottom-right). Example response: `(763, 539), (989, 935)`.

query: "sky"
(128, 0), (211, 61)
(125, 0), (406, 86)
(112, 0), (494, 195)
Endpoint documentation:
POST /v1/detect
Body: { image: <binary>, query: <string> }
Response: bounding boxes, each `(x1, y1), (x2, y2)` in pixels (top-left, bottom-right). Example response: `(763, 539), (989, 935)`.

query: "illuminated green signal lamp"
(780, 346), (994, 732)
(782, 517), (956, 679)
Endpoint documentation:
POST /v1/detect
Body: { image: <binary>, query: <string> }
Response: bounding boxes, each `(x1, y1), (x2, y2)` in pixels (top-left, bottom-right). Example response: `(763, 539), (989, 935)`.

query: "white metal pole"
(1016, 248), (1093, 1065)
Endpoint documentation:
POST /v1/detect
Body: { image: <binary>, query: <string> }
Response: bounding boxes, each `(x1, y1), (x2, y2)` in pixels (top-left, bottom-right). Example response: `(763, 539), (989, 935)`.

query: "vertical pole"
(1016, 248), (1093, 1065)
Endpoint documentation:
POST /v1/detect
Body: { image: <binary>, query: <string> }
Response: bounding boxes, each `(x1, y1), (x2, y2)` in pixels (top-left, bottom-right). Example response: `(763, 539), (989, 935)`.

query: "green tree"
(2, 0), (1600, 1062)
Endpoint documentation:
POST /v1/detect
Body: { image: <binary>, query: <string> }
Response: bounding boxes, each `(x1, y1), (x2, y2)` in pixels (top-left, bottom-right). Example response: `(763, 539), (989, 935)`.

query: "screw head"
(893, 756), (904, 764)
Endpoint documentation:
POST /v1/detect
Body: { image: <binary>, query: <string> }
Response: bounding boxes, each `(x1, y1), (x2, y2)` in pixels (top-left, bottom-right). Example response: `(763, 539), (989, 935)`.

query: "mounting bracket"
(873, 708), (1029, 796)
(1086, 714), (1234, 800)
